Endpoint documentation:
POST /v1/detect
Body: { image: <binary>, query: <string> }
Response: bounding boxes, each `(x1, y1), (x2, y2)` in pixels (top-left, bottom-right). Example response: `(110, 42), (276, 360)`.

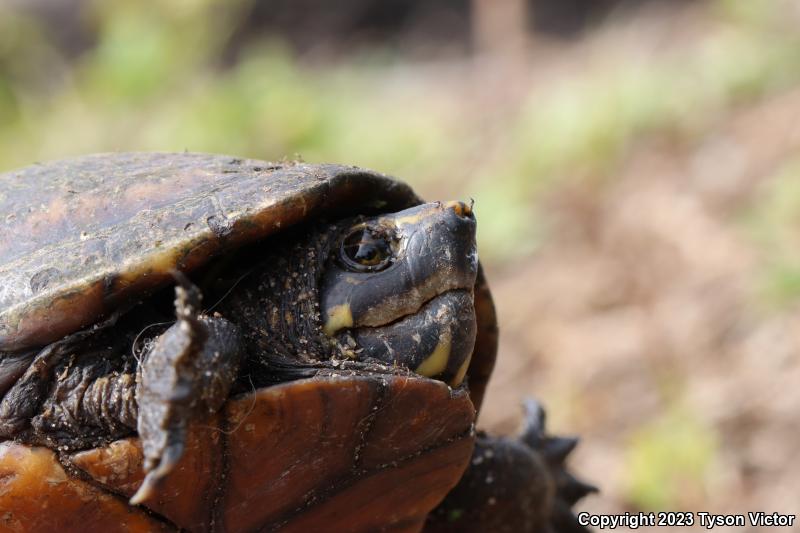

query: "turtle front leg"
(131, 273), (243, 505)
(0, 312), (126, 439)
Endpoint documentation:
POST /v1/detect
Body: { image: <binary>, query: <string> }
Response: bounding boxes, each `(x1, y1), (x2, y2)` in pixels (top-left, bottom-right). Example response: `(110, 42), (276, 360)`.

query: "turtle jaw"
(347, 289), (477, 386)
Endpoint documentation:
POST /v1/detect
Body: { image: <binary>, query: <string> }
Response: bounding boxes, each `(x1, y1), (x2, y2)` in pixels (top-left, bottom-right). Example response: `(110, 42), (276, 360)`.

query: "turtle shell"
(0, 153), (416, 352)
(0, 152), (496, 408)
(0, 153), (499, 531)
(0, 373), (475, 532)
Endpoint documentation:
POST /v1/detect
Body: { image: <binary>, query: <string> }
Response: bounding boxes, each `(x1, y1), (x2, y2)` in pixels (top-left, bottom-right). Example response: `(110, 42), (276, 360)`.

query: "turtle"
(0, 152), (595, 532)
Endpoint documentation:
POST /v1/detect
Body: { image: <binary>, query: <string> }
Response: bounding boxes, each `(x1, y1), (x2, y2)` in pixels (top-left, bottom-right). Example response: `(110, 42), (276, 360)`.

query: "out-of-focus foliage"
(1, 0), (799, 260)
(744, 160), (800, 308)
(477, 0), (800, 257)
(0, 0), (458, 178)
(625, 404), (717, 509)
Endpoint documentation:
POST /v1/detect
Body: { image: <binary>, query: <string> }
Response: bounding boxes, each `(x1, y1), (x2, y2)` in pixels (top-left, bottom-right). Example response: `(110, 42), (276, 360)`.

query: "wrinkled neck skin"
(219, 223), (341, 365)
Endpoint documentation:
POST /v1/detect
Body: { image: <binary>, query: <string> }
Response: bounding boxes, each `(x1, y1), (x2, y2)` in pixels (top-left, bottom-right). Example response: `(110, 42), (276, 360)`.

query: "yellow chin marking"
(323, 304), (353, 337)
(449, 352), (472, 387)
(415, 330), (451, 378)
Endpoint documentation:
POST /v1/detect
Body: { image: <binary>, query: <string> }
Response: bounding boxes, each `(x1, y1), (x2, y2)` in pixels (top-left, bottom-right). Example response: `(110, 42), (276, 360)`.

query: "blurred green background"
(2, 0), (799, 523)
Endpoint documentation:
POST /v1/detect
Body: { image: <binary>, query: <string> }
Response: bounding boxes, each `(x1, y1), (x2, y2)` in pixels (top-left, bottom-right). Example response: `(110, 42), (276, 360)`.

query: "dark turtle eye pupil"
(341, 227), (393, 272)
(355, 245), (377, 262)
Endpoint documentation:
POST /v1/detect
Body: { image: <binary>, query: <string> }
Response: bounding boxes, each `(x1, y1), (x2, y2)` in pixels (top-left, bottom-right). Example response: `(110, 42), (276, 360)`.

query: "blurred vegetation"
(2, 0), (800, 261)
(744, 160), (800, 309)
(625, 403), (717, 510)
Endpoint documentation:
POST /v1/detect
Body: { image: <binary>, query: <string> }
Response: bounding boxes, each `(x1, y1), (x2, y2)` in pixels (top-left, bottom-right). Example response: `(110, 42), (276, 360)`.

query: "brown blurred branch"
(471, 0), (529, 56)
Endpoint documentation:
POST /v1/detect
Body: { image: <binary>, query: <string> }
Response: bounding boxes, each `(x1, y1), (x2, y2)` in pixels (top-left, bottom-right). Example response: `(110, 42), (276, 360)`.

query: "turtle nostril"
(444, 200), (474, 219)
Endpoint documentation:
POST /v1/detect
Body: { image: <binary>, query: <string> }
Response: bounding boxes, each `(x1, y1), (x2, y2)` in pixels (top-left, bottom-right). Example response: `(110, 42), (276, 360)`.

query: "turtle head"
(320, 201), (478, 386)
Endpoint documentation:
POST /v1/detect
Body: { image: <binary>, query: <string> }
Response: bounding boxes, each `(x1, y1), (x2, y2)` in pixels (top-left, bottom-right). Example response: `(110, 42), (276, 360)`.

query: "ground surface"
(478, 86), (800, 526)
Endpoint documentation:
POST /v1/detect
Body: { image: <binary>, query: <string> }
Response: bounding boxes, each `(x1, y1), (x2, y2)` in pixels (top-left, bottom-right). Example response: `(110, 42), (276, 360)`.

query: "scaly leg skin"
(131, 273), (243, 505)
(0, 313), (125, 440)
(426, 399), (597, 533)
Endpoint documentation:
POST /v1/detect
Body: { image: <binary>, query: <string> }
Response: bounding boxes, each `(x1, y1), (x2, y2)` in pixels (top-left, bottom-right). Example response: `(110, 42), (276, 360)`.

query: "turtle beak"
(445, 200), (473, 218)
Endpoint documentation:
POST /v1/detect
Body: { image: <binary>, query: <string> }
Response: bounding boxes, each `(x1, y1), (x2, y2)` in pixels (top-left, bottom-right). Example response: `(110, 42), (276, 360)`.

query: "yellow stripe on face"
(390, 201), (471, 228)
(390, 210), (429, 227)
(449, 352), (472, 387)
(323, 303), (353, 336)
(415, 330), (451, 378)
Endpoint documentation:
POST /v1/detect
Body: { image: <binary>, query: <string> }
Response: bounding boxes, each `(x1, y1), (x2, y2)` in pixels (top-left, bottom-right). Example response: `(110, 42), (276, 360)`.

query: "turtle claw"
(521, 397), (598, 506)
(519, 397), (546, 444)
(129, 481), (153, 506)
(542, 436), (580, 463)
(171, 270), (203, 323)
(130, 442), (184, 505)
(519, 397), (597, 502)
(559, 471), (599, 505)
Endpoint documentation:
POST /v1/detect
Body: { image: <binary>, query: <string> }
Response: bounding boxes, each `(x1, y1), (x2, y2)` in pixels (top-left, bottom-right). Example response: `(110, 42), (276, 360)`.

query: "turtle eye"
(340, 226), (394, 272)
